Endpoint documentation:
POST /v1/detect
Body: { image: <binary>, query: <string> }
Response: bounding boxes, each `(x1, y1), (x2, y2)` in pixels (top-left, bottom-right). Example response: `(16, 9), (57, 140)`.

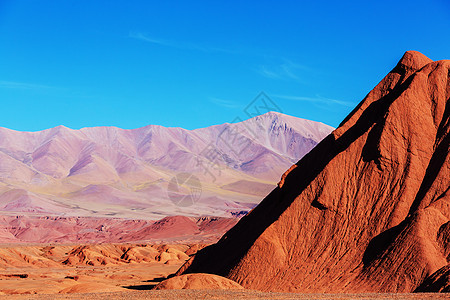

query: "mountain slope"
(179, 51), (450, 293)
(0, 112), (332, 219)
(0, 215), (237, 244)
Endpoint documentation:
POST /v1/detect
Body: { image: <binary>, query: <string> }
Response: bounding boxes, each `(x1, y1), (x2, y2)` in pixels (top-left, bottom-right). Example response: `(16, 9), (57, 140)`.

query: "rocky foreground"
(2, 243), (444, 299)
(0, 290), (448, 299)
(0, 243), (205, 295)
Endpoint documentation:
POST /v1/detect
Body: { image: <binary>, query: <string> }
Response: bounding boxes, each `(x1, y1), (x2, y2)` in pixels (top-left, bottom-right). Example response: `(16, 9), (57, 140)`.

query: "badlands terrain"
(0, 111), (332, 245)
(0, 51), (448, 299)
(0, 243), (199, 295)
(0, 241), (445, 299)
(0, 108), (333, 296)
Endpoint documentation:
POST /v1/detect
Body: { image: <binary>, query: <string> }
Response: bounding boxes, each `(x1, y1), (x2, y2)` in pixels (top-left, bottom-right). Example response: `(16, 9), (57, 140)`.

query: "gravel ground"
(0, 290), (448, 300)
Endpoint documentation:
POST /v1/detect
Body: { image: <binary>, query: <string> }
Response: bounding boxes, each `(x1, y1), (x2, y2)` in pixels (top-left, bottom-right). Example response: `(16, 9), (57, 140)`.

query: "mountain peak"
(397, 50), (432, 71)
(250, 111), (332, 127)
(255, 111), (289, 120)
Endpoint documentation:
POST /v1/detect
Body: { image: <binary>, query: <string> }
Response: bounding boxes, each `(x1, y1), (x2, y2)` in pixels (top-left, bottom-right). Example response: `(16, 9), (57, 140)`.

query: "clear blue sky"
(0, 0), (449, 131)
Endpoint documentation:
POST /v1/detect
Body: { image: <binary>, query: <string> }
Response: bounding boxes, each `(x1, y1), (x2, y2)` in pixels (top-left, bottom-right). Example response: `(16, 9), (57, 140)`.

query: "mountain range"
(0, 111), (333, 220)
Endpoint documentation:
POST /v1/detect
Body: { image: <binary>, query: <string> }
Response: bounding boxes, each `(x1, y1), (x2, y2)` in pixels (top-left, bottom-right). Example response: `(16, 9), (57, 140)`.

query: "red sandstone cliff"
(179, 51), (450, 293)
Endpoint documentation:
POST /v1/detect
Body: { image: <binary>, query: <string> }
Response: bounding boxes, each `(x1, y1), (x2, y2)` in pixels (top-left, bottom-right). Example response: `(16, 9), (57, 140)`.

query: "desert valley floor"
(0, 241), (446, 299)
(0, 244), (450, 299)
(0, 243), (447, 299)
(0, 243), (188, 295)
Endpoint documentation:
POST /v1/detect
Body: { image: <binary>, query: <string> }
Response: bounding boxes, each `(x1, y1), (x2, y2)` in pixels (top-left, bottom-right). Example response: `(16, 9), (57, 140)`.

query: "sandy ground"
(0, 262), (181, 295)
(0, 290), (448, 299)
(0, 244), (193, 295)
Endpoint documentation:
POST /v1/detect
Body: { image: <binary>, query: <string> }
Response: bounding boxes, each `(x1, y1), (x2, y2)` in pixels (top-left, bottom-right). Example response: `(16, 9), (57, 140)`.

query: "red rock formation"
(415, 265), (450, 292)
(179, 51), (450, 293)
(154, 273), (243, 290)
(277, 164), (297, 188)
(0, 215), (238, 244)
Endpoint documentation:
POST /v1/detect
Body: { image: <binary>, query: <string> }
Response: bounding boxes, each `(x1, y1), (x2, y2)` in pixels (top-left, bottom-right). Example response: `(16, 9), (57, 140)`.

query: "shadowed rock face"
(179, 51), (450, 293)
(415, 265), (450, 292)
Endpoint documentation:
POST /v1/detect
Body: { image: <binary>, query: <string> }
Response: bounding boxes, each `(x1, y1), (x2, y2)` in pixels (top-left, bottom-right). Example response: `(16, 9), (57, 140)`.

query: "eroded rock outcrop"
(154, 273), (243, 290)
(179, 51), (450, 293)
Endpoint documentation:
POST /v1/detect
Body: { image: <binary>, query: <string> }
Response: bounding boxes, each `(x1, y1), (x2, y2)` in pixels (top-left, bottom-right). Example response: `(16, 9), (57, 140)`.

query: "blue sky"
(0, 0), (449, 131)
